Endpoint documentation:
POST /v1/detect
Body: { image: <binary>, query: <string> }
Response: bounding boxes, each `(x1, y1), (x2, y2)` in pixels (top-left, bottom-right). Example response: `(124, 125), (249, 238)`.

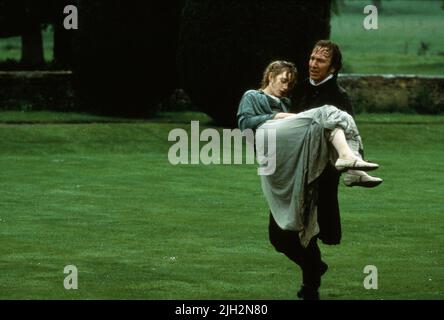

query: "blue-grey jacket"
(236, 90), (291, 131)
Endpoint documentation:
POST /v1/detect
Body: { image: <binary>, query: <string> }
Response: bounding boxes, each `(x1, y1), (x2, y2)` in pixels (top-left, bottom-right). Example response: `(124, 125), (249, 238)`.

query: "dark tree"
(0, 0), (56, 68)
(73, 1), (184, 116)
(0, 1), (23, 37)
(21, 13), (44, 66)
(0, 1), (44, 66)
(50, 0), (80, 68)
(177, 0), (332, 127)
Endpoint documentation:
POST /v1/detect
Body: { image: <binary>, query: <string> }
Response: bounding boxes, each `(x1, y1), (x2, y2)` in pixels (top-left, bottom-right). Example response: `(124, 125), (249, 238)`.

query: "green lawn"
(331, 0), (444, 75)
(0, 27), (54, 63)
(0, 112), (442, 300)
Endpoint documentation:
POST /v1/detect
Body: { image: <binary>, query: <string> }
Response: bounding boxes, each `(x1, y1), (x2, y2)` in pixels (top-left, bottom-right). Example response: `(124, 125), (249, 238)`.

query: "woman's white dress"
(256, 105), (363, 247)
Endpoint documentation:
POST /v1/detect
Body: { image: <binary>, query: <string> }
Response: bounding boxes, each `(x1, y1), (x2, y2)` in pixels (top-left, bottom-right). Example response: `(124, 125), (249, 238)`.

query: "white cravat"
(309, 74), (334, 86)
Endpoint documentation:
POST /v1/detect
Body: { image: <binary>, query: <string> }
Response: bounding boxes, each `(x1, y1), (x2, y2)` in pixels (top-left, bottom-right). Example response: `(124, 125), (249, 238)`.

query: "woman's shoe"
(335, 158), (379, 172)
(343, 172), (383, 188)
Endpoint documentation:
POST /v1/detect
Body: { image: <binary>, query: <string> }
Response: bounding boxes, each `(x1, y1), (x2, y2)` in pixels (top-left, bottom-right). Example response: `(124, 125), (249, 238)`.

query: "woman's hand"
(274, 112), (295, 119)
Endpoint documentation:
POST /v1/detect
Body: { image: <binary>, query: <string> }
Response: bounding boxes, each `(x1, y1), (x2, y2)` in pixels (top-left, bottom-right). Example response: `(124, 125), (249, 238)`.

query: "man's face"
(267, 70), (295, 98)
(309, 46), (335, 83)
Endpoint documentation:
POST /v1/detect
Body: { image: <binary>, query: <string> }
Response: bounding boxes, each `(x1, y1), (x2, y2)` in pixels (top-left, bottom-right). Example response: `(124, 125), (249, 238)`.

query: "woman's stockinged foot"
(343, 170), (383, 188)
(335, 157), (379, 172)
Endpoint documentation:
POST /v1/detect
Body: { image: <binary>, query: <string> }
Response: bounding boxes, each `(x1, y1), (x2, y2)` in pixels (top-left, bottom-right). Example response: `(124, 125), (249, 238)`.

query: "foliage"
(410, 86), (444, 114)
(178, 0), (332, 127)
(73, 1), (184, 117)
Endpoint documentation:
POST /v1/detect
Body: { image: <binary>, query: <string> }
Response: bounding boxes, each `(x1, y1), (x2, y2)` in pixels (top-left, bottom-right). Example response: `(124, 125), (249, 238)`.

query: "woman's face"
(267, 70), (294, 98)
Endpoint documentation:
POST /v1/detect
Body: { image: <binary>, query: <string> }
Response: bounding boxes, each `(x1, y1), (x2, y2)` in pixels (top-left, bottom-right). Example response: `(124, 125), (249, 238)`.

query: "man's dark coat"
(292, 75), (355, 245)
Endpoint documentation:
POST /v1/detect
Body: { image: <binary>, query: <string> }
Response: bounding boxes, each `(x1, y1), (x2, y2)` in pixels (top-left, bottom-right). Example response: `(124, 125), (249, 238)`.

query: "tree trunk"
(21, 22), (44, 67)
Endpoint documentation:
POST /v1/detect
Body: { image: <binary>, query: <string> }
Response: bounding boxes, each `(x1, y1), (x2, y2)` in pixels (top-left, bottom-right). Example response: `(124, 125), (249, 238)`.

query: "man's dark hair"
(313, 40), (343, 75)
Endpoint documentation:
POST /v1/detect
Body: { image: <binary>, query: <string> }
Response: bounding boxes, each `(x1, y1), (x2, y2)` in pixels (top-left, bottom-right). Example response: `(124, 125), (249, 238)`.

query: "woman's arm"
(237, 92), (275, 131)
(238, 111), (277, 132)
(237, 91), (294, 131)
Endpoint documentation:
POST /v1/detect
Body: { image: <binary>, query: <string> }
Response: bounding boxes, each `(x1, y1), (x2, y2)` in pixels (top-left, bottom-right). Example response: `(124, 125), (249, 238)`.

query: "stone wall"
(0, 71), (75, 111)
(0, 71), (443, 114)
(338, 74), (444, 114)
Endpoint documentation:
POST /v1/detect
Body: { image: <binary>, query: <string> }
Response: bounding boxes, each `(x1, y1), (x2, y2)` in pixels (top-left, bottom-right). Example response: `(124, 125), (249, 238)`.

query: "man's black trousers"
(268, 212), (323, 290)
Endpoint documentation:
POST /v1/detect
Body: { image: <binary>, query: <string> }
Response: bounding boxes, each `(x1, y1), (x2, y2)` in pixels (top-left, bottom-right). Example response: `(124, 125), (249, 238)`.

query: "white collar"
(309, 74), (334, 86)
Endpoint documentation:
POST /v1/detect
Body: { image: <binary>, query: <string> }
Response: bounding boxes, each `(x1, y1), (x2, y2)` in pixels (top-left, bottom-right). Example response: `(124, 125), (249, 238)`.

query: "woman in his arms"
(236, 49), (382, 300)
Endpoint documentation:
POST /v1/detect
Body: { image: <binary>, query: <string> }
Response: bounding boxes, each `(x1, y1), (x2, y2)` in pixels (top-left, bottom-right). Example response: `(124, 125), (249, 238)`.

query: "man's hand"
(274, 112), (295, 119)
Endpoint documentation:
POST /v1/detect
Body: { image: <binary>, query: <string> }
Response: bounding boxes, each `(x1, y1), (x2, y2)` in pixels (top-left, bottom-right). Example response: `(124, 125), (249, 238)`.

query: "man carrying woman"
(236, 41), (382, 300)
